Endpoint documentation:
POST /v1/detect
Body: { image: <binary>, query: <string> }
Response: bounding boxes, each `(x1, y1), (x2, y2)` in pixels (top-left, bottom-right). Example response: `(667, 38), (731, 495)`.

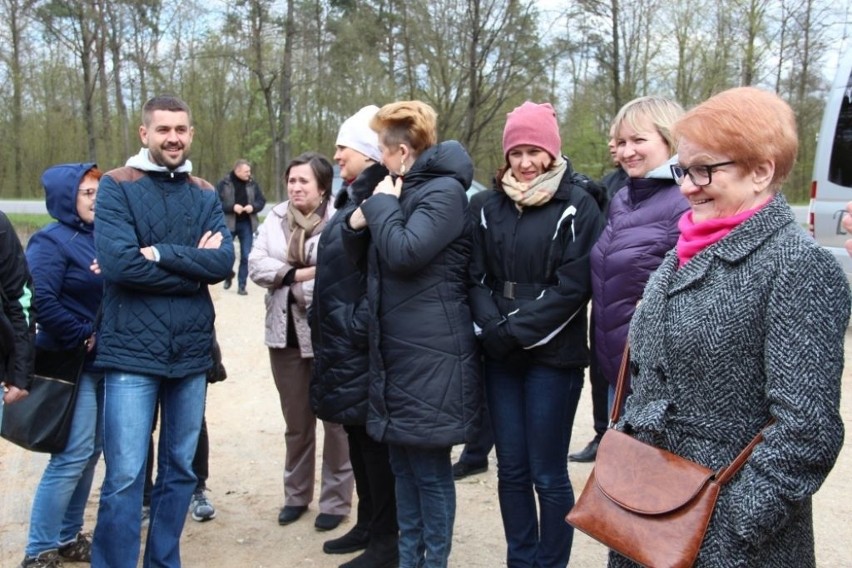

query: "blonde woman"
(590, 95), (689, 406)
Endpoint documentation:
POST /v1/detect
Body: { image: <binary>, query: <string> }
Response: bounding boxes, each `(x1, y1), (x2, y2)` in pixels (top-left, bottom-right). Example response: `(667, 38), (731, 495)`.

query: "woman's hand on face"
(349, 207), (368, 230)
(373, 175), (402, 198)
(295, 266), (316, 282)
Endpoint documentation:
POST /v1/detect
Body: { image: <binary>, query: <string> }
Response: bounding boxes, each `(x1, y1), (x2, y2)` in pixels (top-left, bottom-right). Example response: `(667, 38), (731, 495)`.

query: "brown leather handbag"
(565, 346), (770, 568)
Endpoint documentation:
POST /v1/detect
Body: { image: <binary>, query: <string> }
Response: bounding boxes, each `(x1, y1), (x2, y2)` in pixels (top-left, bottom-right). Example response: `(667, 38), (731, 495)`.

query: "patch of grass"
(7, 213), (52, 243)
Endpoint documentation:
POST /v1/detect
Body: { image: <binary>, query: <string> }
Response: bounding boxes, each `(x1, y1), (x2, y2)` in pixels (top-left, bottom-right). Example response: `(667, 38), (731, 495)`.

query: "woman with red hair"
(20, 163), (105, 567)
(610, 87), (850, 567)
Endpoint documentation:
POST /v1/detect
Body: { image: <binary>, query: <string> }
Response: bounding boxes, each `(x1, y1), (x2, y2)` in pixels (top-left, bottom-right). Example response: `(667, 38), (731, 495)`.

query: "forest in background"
(0, 0), (849, 203)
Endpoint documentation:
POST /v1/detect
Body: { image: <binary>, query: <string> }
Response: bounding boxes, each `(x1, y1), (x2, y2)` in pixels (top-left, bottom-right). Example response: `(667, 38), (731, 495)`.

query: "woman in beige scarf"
(468, 101), (606, 567)
(249, 152), (354, 531)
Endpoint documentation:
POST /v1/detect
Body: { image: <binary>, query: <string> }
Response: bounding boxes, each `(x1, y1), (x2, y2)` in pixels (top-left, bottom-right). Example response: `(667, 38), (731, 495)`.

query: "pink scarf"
(676, 203), (767, 267)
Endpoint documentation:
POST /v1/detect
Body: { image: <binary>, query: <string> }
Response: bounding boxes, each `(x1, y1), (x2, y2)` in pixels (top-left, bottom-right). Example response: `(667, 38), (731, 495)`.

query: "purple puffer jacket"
(590, 159), (689, 388)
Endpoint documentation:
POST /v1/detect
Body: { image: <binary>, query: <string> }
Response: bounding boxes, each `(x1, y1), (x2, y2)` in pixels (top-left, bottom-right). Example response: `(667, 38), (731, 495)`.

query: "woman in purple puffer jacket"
(590, 96), (689, 402)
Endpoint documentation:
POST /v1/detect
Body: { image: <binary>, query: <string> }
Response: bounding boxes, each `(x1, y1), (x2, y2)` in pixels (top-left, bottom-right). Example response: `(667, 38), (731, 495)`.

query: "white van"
(809, 48), (852, 282)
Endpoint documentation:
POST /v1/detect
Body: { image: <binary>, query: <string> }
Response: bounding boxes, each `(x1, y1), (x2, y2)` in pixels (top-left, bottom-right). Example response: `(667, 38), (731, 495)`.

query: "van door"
(810, 48), (852, 283)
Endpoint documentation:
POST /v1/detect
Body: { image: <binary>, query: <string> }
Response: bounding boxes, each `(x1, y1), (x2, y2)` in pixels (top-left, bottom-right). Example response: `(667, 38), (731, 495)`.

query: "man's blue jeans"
(232, 218), (253, 290)
(26, 371), (104, 557)
(388, 444), (455, 568)
(91, 371), (206, 568)
(486, 360), (584, 568)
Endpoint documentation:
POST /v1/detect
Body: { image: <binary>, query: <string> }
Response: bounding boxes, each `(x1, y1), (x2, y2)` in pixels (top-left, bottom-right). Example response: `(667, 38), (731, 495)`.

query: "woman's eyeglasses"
(670, 161), (735, 187)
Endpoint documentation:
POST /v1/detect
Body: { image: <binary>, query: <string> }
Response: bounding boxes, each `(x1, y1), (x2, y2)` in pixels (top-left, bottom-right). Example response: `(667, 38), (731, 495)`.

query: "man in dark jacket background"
(91, 95), (234, 568)
(0, 210), (34, 408)
(216, 159), (266, 295)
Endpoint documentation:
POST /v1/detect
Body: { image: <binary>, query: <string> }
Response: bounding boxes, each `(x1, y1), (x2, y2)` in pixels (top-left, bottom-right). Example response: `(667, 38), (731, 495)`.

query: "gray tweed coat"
(608, 194), (850, 568)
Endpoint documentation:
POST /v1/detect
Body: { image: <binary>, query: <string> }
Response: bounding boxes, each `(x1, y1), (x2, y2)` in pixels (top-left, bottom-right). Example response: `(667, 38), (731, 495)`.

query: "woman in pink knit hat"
(468, 101), (606, 567)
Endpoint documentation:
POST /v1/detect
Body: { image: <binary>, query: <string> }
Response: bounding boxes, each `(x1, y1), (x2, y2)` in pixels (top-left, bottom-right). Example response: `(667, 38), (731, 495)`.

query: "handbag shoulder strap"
(609, 342), (631, 425)
(611, 342), (774, 483)
(715, 420), (773, 485)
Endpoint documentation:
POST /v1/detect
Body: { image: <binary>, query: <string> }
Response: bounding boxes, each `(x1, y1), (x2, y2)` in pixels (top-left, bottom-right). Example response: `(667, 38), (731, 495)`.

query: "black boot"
(568, 439), (599, 463)
(339, 533), (399, 568)
(324, 525), (370, 554)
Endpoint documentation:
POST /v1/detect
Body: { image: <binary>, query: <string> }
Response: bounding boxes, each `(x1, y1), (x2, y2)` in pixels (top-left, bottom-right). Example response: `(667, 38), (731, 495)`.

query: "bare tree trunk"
(79, 2), (98, 161)
(796, 0), (813, 106)
(279, 0), (295, 203)
(610, 0), (621, 112)
(3, 0), (37, 196)
(96, 0), (111, 158)
(775, 0), (789, 93)
(108, 4), (130, 157)
(399, 1), (415, 100)
(9, 2), (24, 196)
(463, 0), (480, 149)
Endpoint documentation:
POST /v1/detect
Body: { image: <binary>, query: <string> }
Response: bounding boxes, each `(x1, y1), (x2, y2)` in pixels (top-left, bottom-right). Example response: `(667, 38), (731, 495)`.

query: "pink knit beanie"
(502, 101), (562, 159)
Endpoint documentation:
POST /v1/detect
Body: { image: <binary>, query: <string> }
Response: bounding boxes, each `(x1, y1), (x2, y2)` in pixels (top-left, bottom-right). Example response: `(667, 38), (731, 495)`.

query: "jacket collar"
(668, 193), (794, 294)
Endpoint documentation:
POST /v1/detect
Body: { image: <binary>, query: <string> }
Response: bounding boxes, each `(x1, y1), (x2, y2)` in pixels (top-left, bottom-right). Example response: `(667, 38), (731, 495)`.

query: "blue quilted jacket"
(93, 150), (234, 378)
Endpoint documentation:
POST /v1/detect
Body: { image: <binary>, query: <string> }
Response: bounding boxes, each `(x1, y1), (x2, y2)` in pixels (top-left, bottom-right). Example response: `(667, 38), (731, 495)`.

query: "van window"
(828, 69), (852, 188)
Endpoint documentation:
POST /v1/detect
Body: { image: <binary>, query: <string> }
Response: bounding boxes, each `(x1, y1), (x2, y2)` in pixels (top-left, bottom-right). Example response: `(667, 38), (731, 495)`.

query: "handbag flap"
(594, 429), (715, 515)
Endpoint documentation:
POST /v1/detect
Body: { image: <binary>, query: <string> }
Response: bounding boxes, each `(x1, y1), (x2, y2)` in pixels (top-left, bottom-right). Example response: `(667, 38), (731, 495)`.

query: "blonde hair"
(672, 87), (797, 191)
(370, 101), (438, 156)
(612, 96), (684, 156)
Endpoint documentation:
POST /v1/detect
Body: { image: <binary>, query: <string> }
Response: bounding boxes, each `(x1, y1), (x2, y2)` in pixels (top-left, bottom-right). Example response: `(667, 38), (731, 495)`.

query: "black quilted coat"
(610, 195), (850, 567)
(342, 141), (483, 448)
(310, 163), (388, 424)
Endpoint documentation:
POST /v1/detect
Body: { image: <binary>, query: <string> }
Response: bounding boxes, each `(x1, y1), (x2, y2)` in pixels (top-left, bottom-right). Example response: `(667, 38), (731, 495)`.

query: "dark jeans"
(345, 425), (398, 536)
(389, 444), (455, 568)
(458, 399), (493, 467)
(232, 218), (253, 289)
(486, 359), (584, 568)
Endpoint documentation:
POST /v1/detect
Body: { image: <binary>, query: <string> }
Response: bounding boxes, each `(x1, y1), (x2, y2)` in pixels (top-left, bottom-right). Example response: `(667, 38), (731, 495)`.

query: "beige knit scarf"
(287, 199), (328, 267)
(501, 156), (567, 208)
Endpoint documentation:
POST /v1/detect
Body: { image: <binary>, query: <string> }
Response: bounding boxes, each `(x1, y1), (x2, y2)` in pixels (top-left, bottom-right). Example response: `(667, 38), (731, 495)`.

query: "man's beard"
(150, 144), (188, 169)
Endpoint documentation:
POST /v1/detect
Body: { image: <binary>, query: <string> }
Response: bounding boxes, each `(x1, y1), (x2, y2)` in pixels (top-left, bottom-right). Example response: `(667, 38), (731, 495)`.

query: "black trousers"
(458, 400), (494, 466)
(345, 424), (398, 536)
(588, 314), (609, 441)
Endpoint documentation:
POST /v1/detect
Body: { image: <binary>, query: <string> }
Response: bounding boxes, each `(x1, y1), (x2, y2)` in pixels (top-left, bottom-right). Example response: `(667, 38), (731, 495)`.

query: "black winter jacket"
(470, 159), (605, 368)
(343, 141), (483, 448)
(0, 211), (35, 390)
(310, 163), (388, 425)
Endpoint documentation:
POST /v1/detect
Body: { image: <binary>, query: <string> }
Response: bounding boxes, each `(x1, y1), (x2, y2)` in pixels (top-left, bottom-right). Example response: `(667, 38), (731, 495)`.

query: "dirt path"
(1, 279), (850, 566)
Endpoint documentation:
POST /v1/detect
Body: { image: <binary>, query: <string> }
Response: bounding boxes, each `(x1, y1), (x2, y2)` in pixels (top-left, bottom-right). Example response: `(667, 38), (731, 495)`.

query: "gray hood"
(645, 155), (678, 181)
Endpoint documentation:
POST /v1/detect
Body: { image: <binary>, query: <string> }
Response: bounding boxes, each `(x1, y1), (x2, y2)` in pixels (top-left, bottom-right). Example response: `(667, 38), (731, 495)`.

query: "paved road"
(0, 200), (49, 214)
(0, 199), (811, 225)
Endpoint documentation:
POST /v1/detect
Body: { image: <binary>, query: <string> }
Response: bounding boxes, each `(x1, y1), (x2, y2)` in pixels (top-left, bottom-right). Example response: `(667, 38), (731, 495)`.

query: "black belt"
(487, 278), (546, 300)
